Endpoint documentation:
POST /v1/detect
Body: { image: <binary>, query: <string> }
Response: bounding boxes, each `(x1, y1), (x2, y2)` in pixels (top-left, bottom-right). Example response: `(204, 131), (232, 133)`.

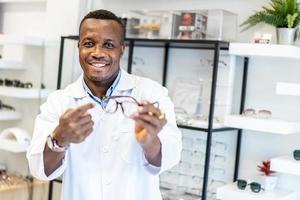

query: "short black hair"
(79, 9), (125, 43)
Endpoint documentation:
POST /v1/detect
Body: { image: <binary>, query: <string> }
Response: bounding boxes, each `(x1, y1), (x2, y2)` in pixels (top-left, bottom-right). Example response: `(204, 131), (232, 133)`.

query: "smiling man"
(27, 9), (182, 200)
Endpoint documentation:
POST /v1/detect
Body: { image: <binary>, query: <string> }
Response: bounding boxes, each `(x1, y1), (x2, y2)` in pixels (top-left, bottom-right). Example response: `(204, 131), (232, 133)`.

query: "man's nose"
(91, 46), (107, 58)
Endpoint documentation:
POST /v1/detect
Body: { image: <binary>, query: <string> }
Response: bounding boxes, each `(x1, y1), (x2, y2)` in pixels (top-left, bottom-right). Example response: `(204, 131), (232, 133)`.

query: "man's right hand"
(52, 103), (95, 147)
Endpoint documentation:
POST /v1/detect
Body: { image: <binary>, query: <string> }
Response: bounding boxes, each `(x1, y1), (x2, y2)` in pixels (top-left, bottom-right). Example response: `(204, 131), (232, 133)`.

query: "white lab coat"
(27, 69), (182, 200)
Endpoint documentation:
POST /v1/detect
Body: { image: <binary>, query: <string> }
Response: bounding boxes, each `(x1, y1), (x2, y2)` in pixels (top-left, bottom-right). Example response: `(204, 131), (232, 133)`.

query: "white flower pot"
(277, 28), (297, 45)
(261, 175), (277, 191)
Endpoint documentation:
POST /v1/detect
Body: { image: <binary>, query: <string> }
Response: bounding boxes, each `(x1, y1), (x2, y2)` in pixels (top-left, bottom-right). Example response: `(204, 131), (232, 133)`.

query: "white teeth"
(92, 63), (106, 68)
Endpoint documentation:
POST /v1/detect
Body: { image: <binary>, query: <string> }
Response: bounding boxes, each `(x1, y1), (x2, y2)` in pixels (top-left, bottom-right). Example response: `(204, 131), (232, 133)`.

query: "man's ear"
(77, 41), (80, 48)
(120, 43), (125, 57)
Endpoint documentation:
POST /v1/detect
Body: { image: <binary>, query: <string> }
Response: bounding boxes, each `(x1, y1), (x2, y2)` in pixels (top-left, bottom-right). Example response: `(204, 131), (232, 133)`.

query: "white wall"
(93, 0), (275, 43)
(92, 0), (300, 197)
(0, 0), (87, 176)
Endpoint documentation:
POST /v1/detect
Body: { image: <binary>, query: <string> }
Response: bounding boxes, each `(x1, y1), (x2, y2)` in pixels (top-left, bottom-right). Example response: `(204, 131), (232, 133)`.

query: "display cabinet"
(49, 35), (248, 200)
(219, 43), (300, 199)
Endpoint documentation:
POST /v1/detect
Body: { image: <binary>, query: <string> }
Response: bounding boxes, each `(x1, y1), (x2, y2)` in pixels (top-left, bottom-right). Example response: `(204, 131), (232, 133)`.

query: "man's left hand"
(131, 100), (167, 166)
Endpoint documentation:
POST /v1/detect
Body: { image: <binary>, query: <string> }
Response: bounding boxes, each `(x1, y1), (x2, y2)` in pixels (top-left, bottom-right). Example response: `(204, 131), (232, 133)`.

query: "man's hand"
(53, 103), (95, 147)
(131, 100), (167, 166)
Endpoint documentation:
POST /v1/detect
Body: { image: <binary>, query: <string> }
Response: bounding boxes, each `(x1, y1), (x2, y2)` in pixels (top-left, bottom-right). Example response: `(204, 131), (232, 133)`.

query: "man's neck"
(84, 71), (119, 98)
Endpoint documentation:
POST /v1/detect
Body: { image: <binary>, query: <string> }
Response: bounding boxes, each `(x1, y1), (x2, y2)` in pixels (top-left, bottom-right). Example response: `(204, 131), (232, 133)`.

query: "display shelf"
(0, 0), (45, 3)
(224, 115), (300, 134)
(0, 86), (53, 99)
(0, 110), (22, 121)
(0, 34), (44, 46)
(271, 156), (300, 176)
(276, 82), (300, 97)
(0, 139), (28, 153)
(229, 43), (300, 60)
(0, 60), (24, 70)
(217, 183), (296, 200)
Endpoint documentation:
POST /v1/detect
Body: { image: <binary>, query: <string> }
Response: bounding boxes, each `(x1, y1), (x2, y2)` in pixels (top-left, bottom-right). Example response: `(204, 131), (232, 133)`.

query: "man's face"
(78, 18), (125, 85)
(182, 13), (194, 26)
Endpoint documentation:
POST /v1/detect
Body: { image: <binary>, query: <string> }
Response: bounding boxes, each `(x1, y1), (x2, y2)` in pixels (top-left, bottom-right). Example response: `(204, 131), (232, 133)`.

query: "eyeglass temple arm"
(103, 95), (159, 107)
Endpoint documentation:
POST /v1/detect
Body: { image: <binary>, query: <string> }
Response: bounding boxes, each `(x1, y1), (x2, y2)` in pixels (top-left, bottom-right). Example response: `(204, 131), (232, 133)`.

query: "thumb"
(135, 122), (148, 144)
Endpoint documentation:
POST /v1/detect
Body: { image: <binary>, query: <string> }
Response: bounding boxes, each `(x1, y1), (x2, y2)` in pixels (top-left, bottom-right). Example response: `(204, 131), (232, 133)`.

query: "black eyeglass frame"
(101, 95), (159, 117)
(0, 100), (15, 111)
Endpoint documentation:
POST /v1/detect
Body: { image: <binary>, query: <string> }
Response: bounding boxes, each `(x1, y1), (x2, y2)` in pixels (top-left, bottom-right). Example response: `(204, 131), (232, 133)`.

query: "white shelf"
(224, 115), (300, 134)
(217, 183), (296, 200)
(276, 82), (300, 97)
(0, 110), (22, 121)
(0, 86), (52, 99)
(0, 139), (28, 153)
(271, 156), (300, 176)
(0, 0), (45, 3)
(229, 43), (300, 60)
(0, 60), (24, 70)
(0, 34), (44, 46)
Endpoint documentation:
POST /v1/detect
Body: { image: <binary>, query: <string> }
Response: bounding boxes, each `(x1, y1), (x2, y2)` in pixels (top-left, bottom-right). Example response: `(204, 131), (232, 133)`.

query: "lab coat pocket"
(118, 125), (139, 164)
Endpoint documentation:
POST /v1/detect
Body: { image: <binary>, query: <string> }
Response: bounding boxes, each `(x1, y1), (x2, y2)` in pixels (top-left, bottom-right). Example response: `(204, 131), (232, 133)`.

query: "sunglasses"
(237, 179), (264, 193)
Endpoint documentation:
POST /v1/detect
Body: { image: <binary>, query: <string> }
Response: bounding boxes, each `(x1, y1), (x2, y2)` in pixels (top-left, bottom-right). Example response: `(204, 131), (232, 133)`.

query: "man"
(27, 9), (182, 200)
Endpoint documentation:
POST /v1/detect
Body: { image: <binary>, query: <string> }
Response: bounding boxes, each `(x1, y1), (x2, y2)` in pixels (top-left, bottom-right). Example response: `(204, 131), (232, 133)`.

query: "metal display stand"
(48, 36), (249, 200)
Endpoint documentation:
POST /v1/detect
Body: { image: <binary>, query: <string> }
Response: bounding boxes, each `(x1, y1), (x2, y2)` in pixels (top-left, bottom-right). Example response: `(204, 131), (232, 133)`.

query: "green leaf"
(241, 0), (300, 30)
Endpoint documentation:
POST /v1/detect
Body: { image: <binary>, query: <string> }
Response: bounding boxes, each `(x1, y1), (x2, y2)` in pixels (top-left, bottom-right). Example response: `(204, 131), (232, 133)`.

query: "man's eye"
(105, 43), (115, 49)
(83, 42), (94, 47)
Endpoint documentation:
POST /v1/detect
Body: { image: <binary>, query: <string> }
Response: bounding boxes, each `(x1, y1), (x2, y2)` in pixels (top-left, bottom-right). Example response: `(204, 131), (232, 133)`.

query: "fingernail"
(138, 107), (143, 112)
(131, 112), (139, 118)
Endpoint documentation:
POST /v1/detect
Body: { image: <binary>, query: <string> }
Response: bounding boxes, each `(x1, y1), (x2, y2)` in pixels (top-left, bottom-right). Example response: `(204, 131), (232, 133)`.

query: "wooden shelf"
(0, 86), (52, 99)
(229, 43), (300, 60)
(0, 178), (48, 200)
(276, 82), (300, 97)
(224, 115), (300, 134)
(271, 156), (300, 176)
(217, 183), (296, 200)
(0, 110), (22, 121)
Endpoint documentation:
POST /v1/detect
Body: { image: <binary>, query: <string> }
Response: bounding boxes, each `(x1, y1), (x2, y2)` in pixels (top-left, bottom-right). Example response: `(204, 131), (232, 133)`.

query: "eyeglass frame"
(101, 95), (159, 117)
(241, 108), (272, 119)
(0, 100), (15, 111)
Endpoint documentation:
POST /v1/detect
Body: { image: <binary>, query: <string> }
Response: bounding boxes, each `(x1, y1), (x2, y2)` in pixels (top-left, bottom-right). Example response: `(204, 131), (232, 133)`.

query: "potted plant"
(241, 0), (300, 45)
(257, 160), (277, 191)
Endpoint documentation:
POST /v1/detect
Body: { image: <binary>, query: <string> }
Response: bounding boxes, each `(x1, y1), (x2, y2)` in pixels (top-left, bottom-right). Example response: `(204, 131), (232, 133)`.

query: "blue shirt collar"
(82, 69), (122, 107)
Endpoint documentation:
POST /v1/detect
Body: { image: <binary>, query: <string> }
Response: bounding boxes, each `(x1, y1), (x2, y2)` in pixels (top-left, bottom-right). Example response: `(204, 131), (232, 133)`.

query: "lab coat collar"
(65, 68), (136, 98)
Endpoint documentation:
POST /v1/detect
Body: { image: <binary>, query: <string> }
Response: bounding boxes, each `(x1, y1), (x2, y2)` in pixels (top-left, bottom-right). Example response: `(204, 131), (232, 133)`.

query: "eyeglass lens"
(237, 179), (247, 190)
(104, 96), (139, 118)
(293, 150), (300, 161)
(249, 182), (261, 193)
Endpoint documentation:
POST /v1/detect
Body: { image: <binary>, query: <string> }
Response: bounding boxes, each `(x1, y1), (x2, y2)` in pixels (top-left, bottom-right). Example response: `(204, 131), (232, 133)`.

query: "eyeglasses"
(0, 100), (15, 111)
(242, 108), (272, 119)
(0, 78), (33, 89)
(293, 150), (300, 161)
(101, 95), (159, 118)
(237, 179), (264, 193)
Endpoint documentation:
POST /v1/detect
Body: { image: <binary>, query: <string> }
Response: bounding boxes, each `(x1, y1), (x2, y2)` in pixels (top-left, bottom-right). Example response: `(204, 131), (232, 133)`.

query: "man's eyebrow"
(103, 38), (115, 42)
(81, 37), (93, 41)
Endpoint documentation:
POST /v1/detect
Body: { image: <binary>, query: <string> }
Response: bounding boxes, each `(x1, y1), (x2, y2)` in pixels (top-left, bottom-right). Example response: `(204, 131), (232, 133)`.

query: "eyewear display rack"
(217, 43), (300, 200)
(48, 36), (249, 200)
